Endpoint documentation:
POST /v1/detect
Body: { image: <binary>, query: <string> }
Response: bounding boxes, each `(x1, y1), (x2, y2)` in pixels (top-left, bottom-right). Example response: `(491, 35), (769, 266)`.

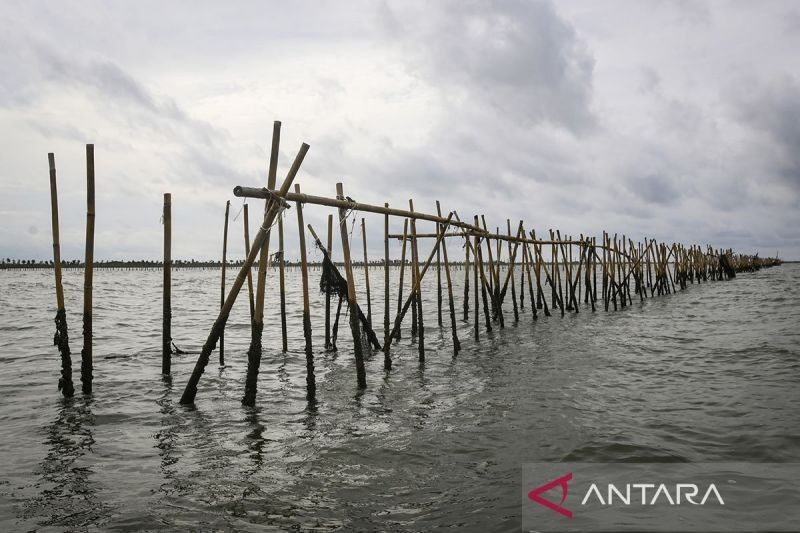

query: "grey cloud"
(625, 173), (682, 205)
(731, 76), (800, 189)
(384, 0), (596, 134)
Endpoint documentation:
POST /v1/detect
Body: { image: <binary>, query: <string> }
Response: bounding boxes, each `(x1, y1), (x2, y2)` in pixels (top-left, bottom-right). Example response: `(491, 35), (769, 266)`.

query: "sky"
(1, 0), (798, 262)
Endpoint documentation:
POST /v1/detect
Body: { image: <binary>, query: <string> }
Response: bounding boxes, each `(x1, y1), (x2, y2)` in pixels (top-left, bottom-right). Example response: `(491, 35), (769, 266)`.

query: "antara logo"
(528, 473), (725, 519)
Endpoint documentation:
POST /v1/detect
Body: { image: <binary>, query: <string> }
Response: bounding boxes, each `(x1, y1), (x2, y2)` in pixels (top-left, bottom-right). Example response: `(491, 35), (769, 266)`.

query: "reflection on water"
(22, 398), (111, 529)
(0, 264), (798, 530)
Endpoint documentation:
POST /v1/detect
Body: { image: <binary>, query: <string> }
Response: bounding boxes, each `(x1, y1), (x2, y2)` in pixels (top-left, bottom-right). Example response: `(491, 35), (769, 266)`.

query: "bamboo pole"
(384, 212), (454, 358)
(361, 217), (372, 326)
(473, 222), (480, 341)
(278, 215), (287, 352)
(219, 199), (230, 366)
(162, 193), (172, 375)
(295, 184), (315, 400)
(336, 182), (367, 388)
(436, 200), (443, 328)
(180, 141), (309, 406)
(440, 217), (460, 356)
(383, 205), (390, 357)
(463, 233), (470, 321)
(80, 144), (95, 395)
(242, 122), (282, 406)
(507, 219), (518, 323)
(250, 123), (280, 349)
(325, 214), (333, 349)
(409, 199), (424, 361)
(243, 204), (255, 324)
(395, 219), (408, 341)
(48, 153), (74, 398)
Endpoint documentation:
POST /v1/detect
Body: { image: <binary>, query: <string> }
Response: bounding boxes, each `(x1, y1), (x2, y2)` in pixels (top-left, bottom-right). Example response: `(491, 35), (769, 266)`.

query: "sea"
(0, 263), (798, 531)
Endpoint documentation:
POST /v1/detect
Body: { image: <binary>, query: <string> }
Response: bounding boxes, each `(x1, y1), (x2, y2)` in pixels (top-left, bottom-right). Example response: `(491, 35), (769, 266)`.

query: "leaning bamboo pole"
(395, 219), (408, 341)
(48, 153), (74, 398)
(439, 216), (460, 356)
(278, 214), (288, 352)
(181, 141), (309, 406)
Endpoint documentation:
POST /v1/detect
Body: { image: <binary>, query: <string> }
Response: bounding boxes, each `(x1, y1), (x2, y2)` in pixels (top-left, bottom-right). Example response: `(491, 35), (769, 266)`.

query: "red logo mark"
(528, 472), (573, 518)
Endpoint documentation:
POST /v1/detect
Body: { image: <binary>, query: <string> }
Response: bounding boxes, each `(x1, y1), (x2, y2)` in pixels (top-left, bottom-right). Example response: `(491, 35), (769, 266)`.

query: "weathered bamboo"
(384, 212), (454, 358)
(521, 230), (538, 320)
(295, 184), (315, 400)
(80, 144), (95, 394)
(473, 223), (480, 341)
(243, 204), (255, 325)
(395, 219), (408, 341)
(182, 141), (308, 406)
(409, 199), (424, 361)
(162, 193), (172, 375)
(242, 122), (282, 406)
(507, 219), (519, 323)
(439, 217), (460, 356)
(383, 205), (391, 367)
(220, 199), (230, 366)
(48, 153), (74, 398)
(325, 214), (333, 349)
(463, 233), (470, 321)
(336, 182), (367, 388)
(278, 215), (287, 352)
(361, 217), (372, 326)
(436, 201), (443, 328)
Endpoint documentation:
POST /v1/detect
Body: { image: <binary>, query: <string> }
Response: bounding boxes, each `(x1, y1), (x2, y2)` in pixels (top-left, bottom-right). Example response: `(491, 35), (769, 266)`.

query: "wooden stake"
(440, 217), (460, 356)
(162, 193), (172, 375)
(463, 233), (470, 321)
(336, 183), (367, 388)
(219, 199), (230, 366)
(48, 153), (74, 398)
(295, 184), (315, 400)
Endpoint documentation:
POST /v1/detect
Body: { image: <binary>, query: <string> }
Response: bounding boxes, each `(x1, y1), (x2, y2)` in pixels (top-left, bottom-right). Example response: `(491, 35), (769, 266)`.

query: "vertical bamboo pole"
(440, 219), (460, 356)
(79, 145), (95, 395)
(409, 199), (424, 361)
(473, 221), (480, 341)
(278, 215), (287, 352)
(395, 219), (408, 341)
(295, 184), (315, 400)
(463, 235), (470, 321)
(383, 204), (390, 368)
(162, 193), (172, 375)
(48, 153), (74, 398)
(507, 219), (519, 323)
(436, 201), (443, 328)
(336, 183), (367, 388)
(361, 218), (372, 326)
(243, 204), (255, 324)
(242, 122), (282, 406)
(522, 237), (538, 320)
(219, 199), (230, 366)
(325, 214), (333, 349)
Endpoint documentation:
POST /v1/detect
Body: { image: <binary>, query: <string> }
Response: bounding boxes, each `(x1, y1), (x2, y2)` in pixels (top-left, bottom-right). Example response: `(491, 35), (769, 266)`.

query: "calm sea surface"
(0, 263), (798, 531)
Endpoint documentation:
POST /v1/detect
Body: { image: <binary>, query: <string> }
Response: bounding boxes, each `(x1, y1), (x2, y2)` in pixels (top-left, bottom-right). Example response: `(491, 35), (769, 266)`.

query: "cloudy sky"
(1, 0), (798, 262)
